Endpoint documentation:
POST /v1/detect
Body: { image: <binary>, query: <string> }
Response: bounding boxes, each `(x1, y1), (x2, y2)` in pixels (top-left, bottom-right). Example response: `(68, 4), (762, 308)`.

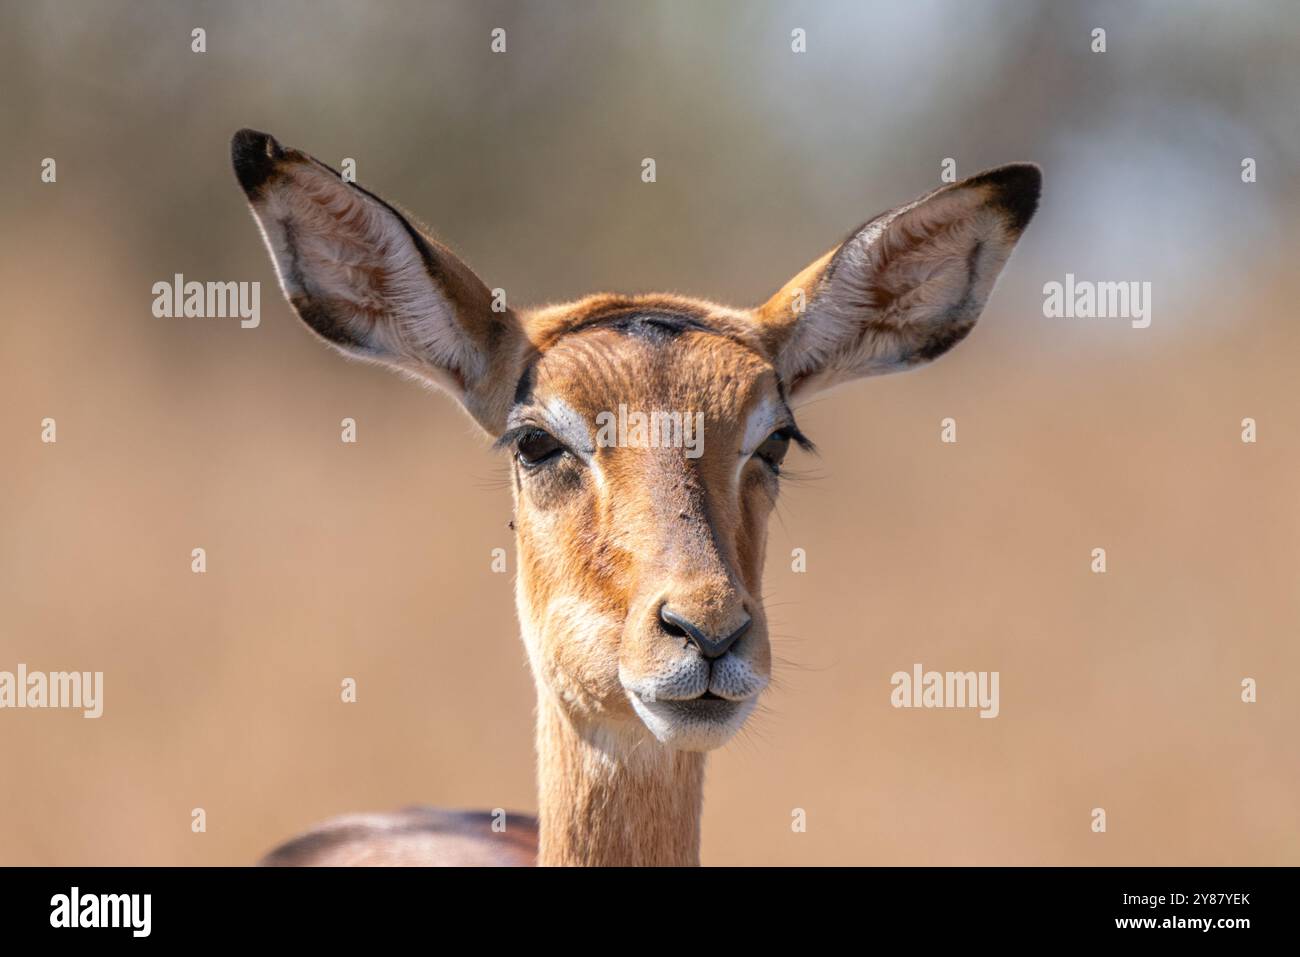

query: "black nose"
(658, 606), (752, 659)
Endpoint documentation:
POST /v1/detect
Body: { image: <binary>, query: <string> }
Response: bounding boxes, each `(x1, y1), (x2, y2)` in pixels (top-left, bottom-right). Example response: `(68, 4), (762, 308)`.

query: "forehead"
(518, 310), (776, 420)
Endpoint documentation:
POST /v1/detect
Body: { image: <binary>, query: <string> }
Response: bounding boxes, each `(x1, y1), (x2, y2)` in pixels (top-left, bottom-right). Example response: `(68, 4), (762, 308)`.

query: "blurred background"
(1, 0), (1297, 865)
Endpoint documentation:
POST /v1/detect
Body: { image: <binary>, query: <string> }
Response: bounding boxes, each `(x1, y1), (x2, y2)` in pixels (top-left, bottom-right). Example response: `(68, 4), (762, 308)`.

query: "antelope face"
(505, 309), (800, 750)
(232, 128), (1039, 754)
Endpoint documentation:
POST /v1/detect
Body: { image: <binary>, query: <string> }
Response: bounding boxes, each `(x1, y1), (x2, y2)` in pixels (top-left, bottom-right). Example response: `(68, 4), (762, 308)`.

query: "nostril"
(659, 606), (752, 660)
(657, 606), (689, 641)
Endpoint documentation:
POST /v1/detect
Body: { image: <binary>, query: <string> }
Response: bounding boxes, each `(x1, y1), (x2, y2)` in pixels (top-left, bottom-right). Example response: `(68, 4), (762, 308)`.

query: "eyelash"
(502, 427), (568, 469)
(756, 426), (814, 470)
(493, 425), (544, 452)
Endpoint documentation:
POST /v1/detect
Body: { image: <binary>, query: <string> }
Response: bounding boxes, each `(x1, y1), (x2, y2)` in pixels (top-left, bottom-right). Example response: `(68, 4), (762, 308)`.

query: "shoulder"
(259, 807), (538, 867)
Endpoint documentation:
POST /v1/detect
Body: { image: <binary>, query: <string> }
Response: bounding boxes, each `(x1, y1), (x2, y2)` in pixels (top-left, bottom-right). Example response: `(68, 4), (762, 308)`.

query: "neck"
(534, 690), (705, 866)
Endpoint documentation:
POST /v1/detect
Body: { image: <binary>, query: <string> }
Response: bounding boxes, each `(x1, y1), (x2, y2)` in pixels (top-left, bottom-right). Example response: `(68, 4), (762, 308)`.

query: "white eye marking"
(735, 395), (782, 487)
(542, 397), (594, 457)
(511, 395), (604, 490)
(740, 395), (780, 458)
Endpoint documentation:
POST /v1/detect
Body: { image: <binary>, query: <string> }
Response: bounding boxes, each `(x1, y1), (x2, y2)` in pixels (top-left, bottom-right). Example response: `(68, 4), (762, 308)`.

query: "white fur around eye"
(734, 395), (782, 487)
(541, 397), (595, 457)
(741, 395), (780, 458)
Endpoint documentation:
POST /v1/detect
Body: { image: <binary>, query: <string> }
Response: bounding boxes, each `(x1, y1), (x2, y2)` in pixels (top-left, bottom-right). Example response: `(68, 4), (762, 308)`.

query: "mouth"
(618, 652), (769, 751)
(654, 692), (741, 716)
(626, 688), (758, 751)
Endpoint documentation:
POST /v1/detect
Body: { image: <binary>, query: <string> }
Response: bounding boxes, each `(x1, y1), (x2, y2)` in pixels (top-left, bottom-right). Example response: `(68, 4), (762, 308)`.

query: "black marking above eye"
(515, 428), (565, 468)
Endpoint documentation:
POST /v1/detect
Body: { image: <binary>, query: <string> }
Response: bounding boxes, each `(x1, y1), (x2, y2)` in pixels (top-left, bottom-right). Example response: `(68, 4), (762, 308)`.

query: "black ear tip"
(967, 163), (1042, 233)
(231, 128), (284, 197)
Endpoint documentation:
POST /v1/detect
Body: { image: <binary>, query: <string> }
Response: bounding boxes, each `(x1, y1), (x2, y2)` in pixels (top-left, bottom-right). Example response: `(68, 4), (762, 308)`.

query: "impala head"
(233, 129), (1039, 753)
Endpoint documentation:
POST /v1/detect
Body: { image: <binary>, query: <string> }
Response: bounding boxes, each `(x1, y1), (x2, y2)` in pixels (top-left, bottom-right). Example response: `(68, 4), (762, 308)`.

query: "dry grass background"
(1, 0), (1297, 865)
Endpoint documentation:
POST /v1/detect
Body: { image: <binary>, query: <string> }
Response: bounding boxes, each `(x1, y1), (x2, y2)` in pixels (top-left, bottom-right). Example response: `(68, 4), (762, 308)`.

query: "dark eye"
(515, 428), (564, 468)
(755, 430), (792, 471)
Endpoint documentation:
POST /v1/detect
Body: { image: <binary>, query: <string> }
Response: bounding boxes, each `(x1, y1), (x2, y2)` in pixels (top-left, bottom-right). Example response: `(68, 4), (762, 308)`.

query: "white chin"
(628, 694), (757, 752)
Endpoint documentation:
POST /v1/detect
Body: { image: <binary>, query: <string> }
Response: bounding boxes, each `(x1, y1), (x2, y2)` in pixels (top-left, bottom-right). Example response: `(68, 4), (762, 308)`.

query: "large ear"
(230, 128), (522, 434)
(753, 164), (1040, 400)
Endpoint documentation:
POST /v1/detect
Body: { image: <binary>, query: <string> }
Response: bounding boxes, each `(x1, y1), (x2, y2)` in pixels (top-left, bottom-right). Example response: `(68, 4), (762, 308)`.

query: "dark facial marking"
(566, 308), (713, 343)
(512, 361), (536, 407)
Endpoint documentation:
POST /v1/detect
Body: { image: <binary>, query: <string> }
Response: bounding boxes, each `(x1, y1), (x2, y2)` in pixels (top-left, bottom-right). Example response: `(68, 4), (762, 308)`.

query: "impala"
(231, 129), (1039, 866)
